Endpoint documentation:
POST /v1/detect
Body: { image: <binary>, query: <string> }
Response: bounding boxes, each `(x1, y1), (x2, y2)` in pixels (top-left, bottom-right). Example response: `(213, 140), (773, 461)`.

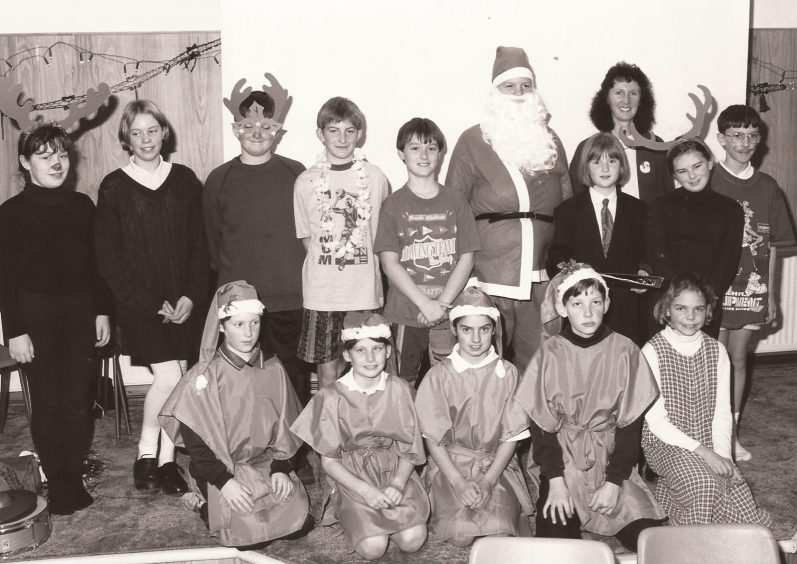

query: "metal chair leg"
(0, 369), (10, 433)
(18, 367), (32, 425)
(113, 353), (132, 438)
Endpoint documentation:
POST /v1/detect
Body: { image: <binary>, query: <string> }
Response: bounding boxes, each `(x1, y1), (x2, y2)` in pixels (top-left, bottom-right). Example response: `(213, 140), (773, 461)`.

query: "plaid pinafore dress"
(641, 332), (771, 526)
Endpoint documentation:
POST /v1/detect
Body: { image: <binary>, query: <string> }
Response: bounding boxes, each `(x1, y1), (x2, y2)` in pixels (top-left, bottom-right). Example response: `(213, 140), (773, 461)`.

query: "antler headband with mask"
(618, 84), (712, 151)
(0, 75), (111, 136)
(224, 72), (293, 137)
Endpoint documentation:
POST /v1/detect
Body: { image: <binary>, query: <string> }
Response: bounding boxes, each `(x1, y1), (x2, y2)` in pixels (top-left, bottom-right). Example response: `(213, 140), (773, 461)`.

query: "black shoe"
(283, 514), (315, 540)
(158, 462), (188, 495)
(133, 457), (161, 491)
(73, 484), (94, 512)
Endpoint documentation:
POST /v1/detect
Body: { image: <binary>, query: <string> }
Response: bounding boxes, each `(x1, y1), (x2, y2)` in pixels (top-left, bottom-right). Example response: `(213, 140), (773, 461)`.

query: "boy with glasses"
(713, 104), (796, 462)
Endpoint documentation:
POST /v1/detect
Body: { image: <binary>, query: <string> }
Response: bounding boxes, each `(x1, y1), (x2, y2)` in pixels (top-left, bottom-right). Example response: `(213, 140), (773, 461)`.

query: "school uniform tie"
(601, 198), (613, 257)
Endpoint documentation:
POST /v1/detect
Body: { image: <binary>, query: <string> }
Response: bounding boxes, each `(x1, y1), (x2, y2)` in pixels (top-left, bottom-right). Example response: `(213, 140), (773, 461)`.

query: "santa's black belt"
(475, 211), (554, 223)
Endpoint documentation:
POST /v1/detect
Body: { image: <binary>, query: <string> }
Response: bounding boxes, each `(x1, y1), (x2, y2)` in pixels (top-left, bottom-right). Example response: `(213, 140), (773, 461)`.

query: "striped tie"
(601, 198), (613, 256)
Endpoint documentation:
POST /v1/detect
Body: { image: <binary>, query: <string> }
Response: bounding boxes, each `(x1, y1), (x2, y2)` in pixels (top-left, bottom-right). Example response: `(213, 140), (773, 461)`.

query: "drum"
(0, 495), (50, 557)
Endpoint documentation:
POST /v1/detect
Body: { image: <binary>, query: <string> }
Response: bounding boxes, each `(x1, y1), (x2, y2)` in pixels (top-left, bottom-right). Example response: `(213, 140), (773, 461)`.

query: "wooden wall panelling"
(749, 29), (797, 225)
(0, 32), (222, 205)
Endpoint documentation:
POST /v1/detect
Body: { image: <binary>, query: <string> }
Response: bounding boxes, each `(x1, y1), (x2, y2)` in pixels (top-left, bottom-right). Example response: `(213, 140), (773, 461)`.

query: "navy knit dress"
(95, 164), (208, 363)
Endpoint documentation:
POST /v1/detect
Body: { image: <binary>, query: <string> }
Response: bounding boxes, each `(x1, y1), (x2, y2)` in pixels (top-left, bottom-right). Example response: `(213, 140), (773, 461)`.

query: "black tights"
(19, 290), (96, 512)
(536, 478), (662, 552)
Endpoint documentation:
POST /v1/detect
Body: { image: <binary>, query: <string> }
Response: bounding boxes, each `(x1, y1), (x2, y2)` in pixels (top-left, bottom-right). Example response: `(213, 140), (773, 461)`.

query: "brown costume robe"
(290, 372), (429, 548)
(160, 291), (309, 547)
(514, 331), (666, 535)
(415, 349), (533, 541)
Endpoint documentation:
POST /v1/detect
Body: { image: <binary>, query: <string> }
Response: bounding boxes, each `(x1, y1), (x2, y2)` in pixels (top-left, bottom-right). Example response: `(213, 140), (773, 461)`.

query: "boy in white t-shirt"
(294, 97), (390, 388)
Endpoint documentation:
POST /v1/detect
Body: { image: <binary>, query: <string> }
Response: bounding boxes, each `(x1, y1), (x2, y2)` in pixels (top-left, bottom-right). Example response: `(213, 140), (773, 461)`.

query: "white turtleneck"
(643, 325), (733, 459)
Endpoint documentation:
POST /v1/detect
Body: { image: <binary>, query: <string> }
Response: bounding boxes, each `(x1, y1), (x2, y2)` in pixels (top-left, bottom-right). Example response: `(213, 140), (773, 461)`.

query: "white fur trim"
(556, 268), (609, 307)
(449, 304), (500, 322)
(218, 299), (265, 319)
(492, 67), (534, 88)
(341, 324), (391, 342)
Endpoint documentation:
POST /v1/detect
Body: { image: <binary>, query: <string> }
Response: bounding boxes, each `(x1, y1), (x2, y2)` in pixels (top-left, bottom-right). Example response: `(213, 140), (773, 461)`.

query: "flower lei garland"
(313, 148), (372, 268)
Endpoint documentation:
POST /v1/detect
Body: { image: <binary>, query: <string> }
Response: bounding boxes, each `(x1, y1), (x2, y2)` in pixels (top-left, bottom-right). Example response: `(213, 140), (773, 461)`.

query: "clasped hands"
(416, 298), (452, 328)
(220, 473), (294, 513)
(361, 480), (406, 511)
(157, 296), (193, 324)
(452, 476), (497, 511)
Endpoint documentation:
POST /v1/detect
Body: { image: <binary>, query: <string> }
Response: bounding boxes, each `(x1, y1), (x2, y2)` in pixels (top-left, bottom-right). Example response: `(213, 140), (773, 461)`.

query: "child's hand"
(631, 269), (650, 294)
(695, 445), (734, 478)
(471, 477), (497, 510)
(419, 299), (448, 327)
(221, 479), (254, 513)
(158, 300), (175, 323)
(452, 478), (481, 508)
(383, 485), (405, 506)
(95, 315), (111, 347)
(9, 334), (35, 364)
(361, 484), (395, 510)
(543, 477), (574, 525)
(169, 296), (194, 324)
(765, 298), (778, 327)
(588, 481), (620, 515)
(270, 472), (294, 500)
(416, 312), (431, 327)
(730, 465), (746, 486)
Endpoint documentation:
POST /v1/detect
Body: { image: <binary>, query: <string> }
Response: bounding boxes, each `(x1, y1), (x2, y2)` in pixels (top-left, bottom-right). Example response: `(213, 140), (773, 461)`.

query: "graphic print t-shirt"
(712, 166), (795, 328)
(374, 184), (480, 326)
(294, 161), (389, 311)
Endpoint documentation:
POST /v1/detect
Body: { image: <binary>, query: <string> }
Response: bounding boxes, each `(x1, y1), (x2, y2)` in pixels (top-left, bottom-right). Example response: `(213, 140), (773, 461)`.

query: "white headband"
(218, 299), (265, 319)
(556, 268), (609, 308)
(449, 304), (500, 322)
(492, 67), (534, 88)
(341, 324), (391, 342)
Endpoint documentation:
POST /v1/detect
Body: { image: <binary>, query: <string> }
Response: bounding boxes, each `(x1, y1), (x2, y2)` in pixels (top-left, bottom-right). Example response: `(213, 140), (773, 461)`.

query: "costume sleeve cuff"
(270, 458), (293, 475)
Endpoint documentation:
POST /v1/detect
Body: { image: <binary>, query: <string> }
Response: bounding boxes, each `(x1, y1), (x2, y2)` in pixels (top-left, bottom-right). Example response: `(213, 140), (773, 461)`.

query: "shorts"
(298, 309), (373, 364)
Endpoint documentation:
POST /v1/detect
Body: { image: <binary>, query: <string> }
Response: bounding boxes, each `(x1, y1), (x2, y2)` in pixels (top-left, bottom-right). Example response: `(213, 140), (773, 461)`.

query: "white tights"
(137, 359), (186, 466)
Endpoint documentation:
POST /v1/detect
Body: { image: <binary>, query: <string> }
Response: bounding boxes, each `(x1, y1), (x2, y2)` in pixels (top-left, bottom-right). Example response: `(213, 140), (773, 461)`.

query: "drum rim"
(0, 495), (49, 534)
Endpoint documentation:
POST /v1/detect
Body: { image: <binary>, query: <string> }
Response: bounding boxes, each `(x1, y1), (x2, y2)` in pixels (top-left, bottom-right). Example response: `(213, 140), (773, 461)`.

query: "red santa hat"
(449, 285), (504, 357)
(492, 46), (535, 87)
(341, 312), (391, 342)
(195, 281), (264, 363)
(541, 260), (610, 323)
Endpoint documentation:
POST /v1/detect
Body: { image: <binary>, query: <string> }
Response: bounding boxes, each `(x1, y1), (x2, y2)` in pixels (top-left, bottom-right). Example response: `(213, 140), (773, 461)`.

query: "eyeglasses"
(723, 132), (761, 144)
(233, 118), (282, 136)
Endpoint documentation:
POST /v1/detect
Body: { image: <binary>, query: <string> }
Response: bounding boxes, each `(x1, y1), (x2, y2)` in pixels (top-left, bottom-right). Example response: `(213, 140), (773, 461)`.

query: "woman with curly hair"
(570, 62), (672, 203)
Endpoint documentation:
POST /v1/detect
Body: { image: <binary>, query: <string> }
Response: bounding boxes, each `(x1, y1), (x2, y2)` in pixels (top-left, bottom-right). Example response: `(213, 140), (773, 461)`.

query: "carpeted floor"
(1, 357), (795, 563)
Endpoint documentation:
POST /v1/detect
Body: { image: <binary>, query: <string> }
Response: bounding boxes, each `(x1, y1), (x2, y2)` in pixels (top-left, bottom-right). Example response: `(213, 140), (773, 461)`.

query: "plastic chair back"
(469, 537), (616, 564)
(637, 524), (779, 564)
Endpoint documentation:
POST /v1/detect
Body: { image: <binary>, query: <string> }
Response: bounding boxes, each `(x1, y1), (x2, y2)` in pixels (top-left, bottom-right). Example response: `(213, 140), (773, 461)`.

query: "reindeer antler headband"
(224, 72), (292, 132)
(0, 75), (111, 135)
(619, 84), (713, 151)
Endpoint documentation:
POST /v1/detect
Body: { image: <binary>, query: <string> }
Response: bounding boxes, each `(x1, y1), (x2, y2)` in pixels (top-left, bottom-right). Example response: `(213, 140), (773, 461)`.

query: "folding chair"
(637, 524), (779, 564)
(469, 537), (615, 564)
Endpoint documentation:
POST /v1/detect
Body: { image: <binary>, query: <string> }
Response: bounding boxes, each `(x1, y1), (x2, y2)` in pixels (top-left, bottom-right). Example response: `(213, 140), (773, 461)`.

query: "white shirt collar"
(719, 159), (754, 180)
(448, 344), (505, 378)
(122, 155), (172, 190)
(338, 369), (388, 395)
(589, 187), (617, 206)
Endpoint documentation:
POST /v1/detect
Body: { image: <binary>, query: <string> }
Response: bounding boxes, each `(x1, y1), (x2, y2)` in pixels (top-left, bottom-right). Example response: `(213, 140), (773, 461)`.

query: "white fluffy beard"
(480, 89), (558, 174)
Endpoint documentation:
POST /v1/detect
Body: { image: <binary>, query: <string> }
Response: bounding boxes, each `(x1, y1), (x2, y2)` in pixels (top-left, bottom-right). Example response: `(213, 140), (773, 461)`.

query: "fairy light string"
(0, 38), (220, 116)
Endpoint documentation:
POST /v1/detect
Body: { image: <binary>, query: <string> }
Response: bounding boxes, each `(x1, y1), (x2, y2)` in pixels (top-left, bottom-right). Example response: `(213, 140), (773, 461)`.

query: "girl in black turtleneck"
(645, 138), (744, 338)
(0, 125), (111, 515)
